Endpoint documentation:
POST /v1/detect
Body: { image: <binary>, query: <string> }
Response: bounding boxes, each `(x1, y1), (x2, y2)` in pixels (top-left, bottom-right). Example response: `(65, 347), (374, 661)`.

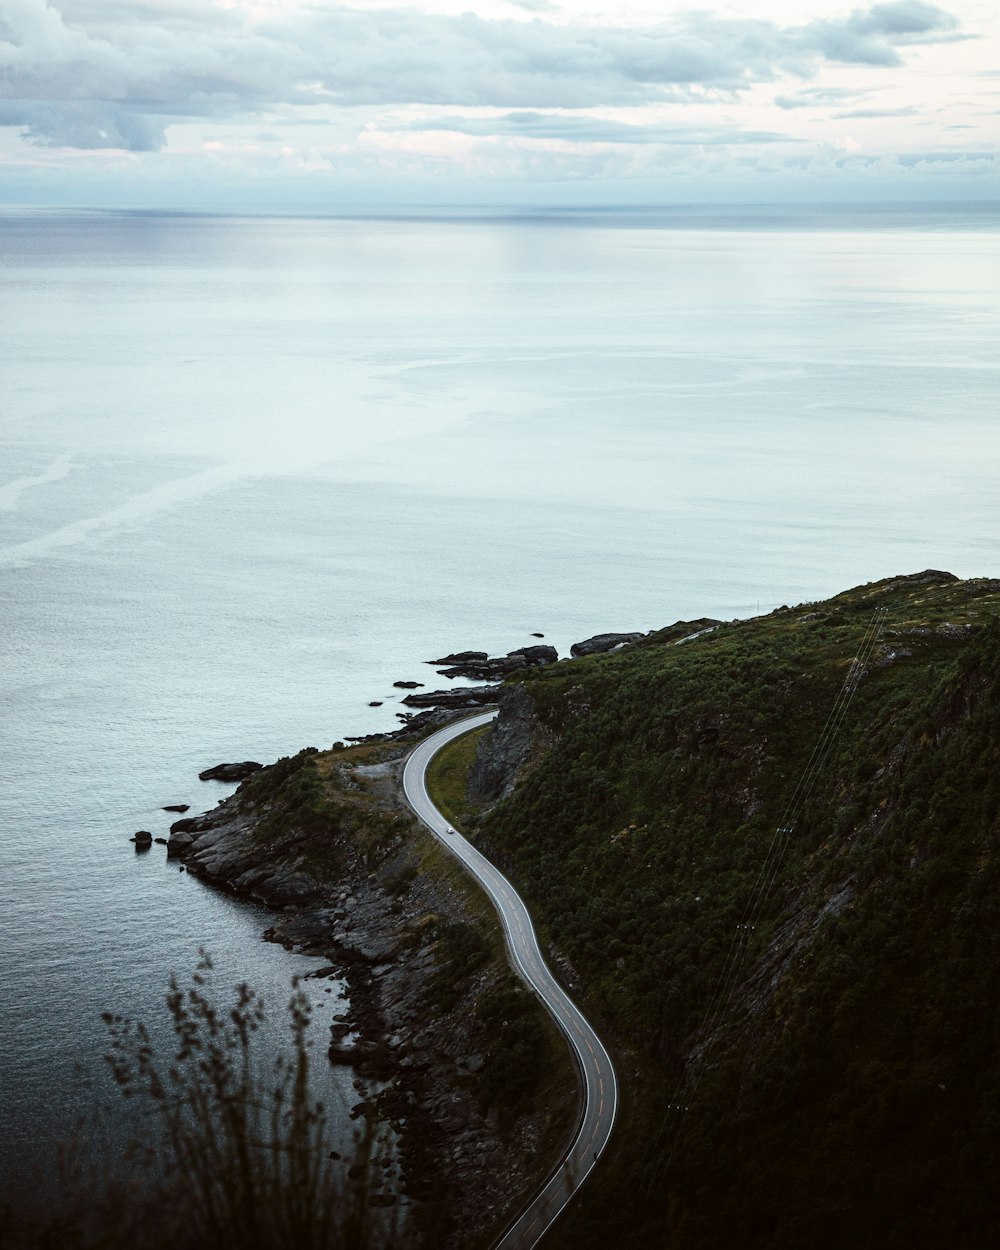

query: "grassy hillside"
(471, 571), (1000, 1249)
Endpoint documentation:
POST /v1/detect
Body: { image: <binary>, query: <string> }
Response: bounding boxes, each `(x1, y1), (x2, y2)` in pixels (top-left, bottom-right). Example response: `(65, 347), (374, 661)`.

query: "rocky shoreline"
(165, 707), (570, 1248)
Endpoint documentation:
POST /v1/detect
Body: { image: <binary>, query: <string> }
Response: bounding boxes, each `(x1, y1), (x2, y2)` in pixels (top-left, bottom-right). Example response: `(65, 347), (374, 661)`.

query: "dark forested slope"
(471, 571), (1000, 1250)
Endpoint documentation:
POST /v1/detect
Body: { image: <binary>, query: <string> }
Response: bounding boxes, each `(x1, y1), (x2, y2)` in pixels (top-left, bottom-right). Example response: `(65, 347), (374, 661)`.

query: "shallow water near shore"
(1, 205), (998, 1205)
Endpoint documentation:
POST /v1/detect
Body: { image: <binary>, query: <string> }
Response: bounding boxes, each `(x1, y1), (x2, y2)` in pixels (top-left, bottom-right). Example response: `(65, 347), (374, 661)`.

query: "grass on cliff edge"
(424, 725), (488, 829)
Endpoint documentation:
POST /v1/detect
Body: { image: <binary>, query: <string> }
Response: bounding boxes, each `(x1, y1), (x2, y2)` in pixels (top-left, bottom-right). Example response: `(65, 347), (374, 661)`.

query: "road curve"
(402, 712), (618, 1250)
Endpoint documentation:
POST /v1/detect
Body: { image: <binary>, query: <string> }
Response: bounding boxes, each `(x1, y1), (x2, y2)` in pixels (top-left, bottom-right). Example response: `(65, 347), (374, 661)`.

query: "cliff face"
(466, 683), (552, 806)
(468, 572), (1000, 1250)
(167, 739), (574, 1249)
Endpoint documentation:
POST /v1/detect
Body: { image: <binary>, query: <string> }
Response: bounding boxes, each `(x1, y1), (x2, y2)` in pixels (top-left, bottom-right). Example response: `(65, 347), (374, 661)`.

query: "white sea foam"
(0, 462), (246, 566)
(0, 453), (77, 511)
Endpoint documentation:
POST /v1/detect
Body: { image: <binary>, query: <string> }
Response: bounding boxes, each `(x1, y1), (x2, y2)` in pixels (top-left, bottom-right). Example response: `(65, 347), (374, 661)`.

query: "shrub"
(5, 955), (396, 1250)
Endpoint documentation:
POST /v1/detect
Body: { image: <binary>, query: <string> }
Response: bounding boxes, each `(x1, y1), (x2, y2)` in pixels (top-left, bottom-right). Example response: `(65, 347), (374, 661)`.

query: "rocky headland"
(166, 709), (573, 1248)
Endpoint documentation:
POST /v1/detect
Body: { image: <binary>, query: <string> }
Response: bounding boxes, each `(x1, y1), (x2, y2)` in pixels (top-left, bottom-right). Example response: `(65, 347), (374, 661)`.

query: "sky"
(1, 0), (998, 210)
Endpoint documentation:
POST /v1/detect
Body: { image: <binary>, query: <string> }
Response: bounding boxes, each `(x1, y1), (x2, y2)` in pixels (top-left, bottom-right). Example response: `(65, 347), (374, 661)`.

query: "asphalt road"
(402, 712), (618, 1250)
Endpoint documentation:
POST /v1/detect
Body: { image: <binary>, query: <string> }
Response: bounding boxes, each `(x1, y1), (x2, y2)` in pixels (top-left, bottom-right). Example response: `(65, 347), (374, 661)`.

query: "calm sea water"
(1, 206), (998, 1201)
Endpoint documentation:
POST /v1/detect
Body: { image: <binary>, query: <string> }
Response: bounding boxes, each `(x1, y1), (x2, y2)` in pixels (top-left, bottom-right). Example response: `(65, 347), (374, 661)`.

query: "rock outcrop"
(427, 650), (488, 665)
(433, 644), (558, 683)
(198, 761), (263, 782)
(569, 631), (645, 657)
(169, 811), (219, 835)
(468, 683), (552, 805)
(508, 644), (558, 665)
(168, 807), (322, 905)
(436, 656), (528, 681)
(401, 686), (500, 709)
(344, 707), (456, 746)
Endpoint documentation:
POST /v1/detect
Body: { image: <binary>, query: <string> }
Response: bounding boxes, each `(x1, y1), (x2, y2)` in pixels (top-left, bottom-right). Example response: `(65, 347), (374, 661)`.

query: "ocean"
(1, 204), (997, 1202)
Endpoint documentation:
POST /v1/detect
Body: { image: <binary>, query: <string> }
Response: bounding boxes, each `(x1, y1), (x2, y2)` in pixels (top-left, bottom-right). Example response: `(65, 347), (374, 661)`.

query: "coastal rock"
(163, 803), (190, 813)
(508, 644), (558, 665)
(570, 631), (644, 658)
(166, 800), (324, 910)
(167, 829), (197, 856)
(890, 569), (959, 588)
(437, 656), (526, 681)
(198, 761), (263, 782)
(435, 644), (557, 682)
(169, 812), (218, 834)
(401, 686), (500, 710)
(252, 871), (322, 908)
(174, 814), (260, 880)
(329, 1040), (363, 1066)
(344, 707), (452, 746)
(132, 830), (153, 846)
(427, 651), (488, 665)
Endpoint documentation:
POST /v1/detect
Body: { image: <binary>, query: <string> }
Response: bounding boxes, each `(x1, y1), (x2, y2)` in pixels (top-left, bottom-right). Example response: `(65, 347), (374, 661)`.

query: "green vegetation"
(240, 745), (414, 880)
(469, 572), (1000, 1250)
(424, 726), (488, 827)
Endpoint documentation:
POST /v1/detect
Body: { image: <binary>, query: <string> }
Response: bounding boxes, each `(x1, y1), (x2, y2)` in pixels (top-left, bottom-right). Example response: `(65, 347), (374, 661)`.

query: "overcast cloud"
(0, 0), (967, 148)
(0, 0), (996, 206)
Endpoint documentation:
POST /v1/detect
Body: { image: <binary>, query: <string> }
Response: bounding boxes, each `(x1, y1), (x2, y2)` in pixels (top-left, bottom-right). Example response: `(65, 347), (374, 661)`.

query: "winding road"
(402, 712), (618, 1250)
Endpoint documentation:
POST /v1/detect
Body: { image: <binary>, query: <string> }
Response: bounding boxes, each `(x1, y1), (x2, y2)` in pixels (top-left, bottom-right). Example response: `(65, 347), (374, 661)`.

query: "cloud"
(0, 0), (966, 152)
(0, 98), (163, 148)
(863, 1), (960, 39)
(801, 1), (961, 68)
(775, 86), (878, 109)
(398, 110), (795, 147)
(835, 104), (922, 117)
